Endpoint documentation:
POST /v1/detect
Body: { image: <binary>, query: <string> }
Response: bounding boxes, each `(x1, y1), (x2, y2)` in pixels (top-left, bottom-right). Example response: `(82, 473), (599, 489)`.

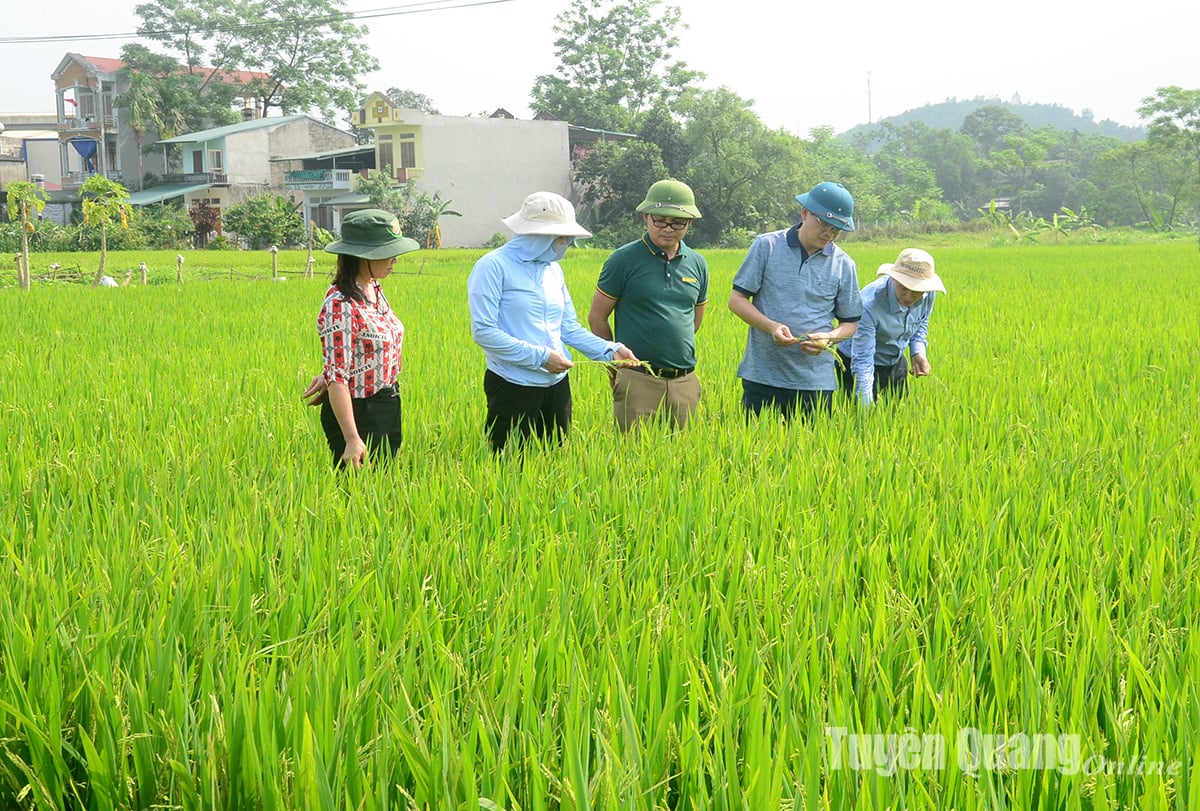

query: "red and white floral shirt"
(317, 285), (404, 398)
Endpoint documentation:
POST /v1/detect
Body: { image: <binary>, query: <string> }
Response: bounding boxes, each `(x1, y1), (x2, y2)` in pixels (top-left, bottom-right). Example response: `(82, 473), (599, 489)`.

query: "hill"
(840, 96), (1146, 142)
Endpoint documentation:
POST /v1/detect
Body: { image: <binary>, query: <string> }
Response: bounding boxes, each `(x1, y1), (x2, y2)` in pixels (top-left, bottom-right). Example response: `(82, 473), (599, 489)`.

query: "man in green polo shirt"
(588, 179), (710, 431)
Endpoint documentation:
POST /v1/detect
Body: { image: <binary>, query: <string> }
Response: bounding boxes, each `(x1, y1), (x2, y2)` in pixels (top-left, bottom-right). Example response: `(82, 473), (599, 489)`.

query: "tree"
(637, 102), (690, 178)
(223, 194), (306, 249)
(802, 127), (887, 228)
(5, 181), (47, 290)
(119, 42), (235, 155)
(80, 176), (134, 286)
(961, 105), (1029, 159)
(677, 87), (805, 245)
(530, 0), (703, 133)
(866, 121), (982, 214)
(136, 204), (195, 249)
(573, 140), (668, 245)
(117, 71), (166, 186)
(133, 0), (378, 122)
(352, 170), (460, 248)
(1092, 140), (1192, 229)
(1138, 86), (1200, 238)
(386, 88), (439, 115)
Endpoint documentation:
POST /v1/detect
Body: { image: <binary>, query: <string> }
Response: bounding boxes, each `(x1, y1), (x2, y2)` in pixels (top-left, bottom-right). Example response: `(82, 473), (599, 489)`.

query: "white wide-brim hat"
(502, 191), (592, 238)
(877, 247), (946, 294)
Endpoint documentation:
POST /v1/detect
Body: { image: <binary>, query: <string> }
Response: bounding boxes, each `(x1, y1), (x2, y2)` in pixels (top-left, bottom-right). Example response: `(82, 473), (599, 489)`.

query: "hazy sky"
(2, 0), (1197, 135)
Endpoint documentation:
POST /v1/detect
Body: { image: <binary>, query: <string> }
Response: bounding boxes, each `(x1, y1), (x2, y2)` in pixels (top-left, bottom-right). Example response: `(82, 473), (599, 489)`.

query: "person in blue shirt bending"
(468, 191), (639, 452)
(837, 248), (946, 405)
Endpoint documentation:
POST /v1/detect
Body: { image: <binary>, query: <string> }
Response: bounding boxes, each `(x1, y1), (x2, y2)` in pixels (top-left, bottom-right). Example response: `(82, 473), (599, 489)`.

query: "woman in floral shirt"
(312, 209), (419, 469)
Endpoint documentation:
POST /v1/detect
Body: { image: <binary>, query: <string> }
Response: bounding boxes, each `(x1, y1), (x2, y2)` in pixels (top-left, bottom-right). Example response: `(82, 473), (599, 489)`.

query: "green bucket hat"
(635, 179), (702, 219)
(325, 209), (420, 260)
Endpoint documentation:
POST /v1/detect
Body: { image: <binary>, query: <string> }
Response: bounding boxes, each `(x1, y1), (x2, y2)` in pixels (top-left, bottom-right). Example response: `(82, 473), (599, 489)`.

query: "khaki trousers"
(612, 368), (701, 432)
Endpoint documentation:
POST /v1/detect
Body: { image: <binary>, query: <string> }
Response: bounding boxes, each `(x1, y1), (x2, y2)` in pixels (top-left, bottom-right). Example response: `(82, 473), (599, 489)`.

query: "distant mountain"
(840, 96), (1146, 142)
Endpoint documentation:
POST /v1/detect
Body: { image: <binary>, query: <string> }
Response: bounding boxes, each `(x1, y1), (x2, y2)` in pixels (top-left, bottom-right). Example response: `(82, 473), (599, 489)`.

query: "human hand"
(341, 437), (368, 470)
(797, 331), (833, 356)
(911, 354), (931, 377)
(612, 346), (640, 364)
(544, 350), (575, 373)
(771, 323), (797, 346)
(302, 374), (329, 406)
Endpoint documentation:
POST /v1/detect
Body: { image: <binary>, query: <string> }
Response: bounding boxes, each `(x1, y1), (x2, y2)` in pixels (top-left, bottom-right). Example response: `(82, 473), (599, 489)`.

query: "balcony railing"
(58, 116), (117, 133)
(162, 172), (228, 185)
(61, 170), (123, 189)
(284, 168), (355, 190)
(395, 166), (424, 183)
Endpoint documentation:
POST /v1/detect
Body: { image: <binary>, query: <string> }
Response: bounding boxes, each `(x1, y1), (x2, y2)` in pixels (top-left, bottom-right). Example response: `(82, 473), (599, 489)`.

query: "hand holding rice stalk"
(577, 358), (663, 377)
(790, 332), (845, 368)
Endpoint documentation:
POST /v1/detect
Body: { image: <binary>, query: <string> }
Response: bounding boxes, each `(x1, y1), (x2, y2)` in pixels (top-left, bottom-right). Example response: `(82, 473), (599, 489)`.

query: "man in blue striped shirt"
(837, 248), (946, 405)
(729, 182), (863, 420)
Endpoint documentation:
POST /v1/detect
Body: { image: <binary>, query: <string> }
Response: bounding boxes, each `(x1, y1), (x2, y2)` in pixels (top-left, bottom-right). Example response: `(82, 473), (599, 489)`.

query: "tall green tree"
(119, 42), (235, 148)
(1138, 86), (1200, 237)
(116, 71), (166, 186)
(531, 0), (702, 133)
(1092, 140), (1193, 229)
(80, 176), (134, 286)
(133, 0), (377, 122)
(5, 181), (47, 290)
(573, 140), (668, 245)
(677, 87), (805, 245)
(637, 102), (690, 178)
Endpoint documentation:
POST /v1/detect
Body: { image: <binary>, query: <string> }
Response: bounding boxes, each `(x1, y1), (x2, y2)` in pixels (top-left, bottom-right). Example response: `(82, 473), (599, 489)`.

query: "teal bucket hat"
(795, 182), (855, 232)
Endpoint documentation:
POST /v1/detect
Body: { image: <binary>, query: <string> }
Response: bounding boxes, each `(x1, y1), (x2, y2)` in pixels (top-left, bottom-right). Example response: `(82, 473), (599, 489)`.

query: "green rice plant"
(0, 243), (1197, 809)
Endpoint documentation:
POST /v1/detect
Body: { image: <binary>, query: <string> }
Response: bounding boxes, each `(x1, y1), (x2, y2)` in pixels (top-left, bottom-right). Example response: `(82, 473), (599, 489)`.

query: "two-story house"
(52, 54), (166, 193)
(272, 144), (376, 233)
(133, 115), (355, 230)
(50, 53), (271, 195)
(352, 92), (635, 247)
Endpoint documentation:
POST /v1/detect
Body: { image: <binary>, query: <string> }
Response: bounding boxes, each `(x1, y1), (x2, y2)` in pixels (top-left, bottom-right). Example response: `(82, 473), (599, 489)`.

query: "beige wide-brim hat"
(502, 191), (592, 238)
(878, 248), (946, 294)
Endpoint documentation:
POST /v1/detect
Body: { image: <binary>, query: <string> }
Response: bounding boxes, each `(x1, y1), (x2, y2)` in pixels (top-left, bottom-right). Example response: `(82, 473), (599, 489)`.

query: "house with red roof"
(50, 53), (271, 194)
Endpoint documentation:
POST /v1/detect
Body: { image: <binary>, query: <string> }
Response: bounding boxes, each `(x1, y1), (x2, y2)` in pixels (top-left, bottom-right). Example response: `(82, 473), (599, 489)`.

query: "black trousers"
(837, 350), (909, 400)
(739, 379), (833, 421)
(320, 387), (402, 468)
(484, 369), (572, 452)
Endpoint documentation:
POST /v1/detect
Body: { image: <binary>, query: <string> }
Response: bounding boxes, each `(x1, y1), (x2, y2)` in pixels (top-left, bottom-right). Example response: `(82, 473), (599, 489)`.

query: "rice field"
(1, 242), (1198, 810)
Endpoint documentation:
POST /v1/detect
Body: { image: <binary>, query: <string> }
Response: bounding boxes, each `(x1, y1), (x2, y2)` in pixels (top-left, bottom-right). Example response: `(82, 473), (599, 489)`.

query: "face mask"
(543, 238), (572, 263)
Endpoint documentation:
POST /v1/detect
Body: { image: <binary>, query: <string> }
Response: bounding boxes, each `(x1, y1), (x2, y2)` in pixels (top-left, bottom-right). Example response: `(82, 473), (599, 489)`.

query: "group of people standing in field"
(303, 180), (946, 469)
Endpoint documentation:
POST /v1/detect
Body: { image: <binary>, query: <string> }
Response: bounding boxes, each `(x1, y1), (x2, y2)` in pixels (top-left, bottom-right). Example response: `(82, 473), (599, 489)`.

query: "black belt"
(631, 365), (694, 380)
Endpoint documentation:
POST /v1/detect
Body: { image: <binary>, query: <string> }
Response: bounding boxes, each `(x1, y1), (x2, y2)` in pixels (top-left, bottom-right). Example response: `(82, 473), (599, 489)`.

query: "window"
(399, 141), (416, 169)
(208, 150), (223, 171)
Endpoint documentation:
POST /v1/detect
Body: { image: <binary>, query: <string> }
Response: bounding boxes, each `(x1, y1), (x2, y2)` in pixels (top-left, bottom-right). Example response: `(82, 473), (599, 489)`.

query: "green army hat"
(635, 179), (702, 219)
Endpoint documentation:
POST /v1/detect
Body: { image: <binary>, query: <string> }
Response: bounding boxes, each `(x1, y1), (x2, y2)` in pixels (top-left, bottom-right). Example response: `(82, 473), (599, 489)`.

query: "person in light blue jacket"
(468, 191), (639, 452)
(837, 248), (946, 405)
